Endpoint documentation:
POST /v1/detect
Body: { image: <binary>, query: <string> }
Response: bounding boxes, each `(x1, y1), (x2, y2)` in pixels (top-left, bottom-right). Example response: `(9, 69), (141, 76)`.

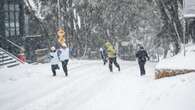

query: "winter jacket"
(136, 49), (149, 63)
(104, 42), (116, 58)
(17, 53), (26, 63)
(58, 48), (69, 61)
(50, 51), (59, 65)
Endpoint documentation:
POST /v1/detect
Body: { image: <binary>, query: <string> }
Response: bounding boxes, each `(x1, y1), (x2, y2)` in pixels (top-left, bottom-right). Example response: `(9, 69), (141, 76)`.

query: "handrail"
(0, 47), (22, 64)
(6, 39), (23, 50)
(0, 36), (23, 50)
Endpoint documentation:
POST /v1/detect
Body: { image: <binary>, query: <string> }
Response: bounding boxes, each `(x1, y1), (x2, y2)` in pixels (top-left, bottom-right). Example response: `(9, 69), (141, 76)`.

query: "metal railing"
(0, 36), (23, 55)
(0, 47), (22, 62)
(0, 36), (23, 66)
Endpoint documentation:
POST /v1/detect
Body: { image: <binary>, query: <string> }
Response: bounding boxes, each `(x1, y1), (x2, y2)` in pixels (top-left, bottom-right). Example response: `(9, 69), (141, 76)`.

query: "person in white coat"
(58, 43), (69, 76)
(50, 46), (60, 76)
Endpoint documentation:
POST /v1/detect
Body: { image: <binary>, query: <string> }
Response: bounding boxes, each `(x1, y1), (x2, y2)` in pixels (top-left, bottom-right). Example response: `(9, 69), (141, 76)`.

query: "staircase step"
(0, 55), (9, 59)
(0, 48), (21, 68)
(0, 52), (6, 56)
(7, 63), (20, 68)
(0, 58), (16, 64)
(0, 60), (17, 66)
(0, 58), (13, 62)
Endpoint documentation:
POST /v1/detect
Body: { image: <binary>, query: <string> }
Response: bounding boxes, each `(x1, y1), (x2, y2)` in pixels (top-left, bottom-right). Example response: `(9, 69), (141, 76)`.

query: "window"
(4, 2), (20, 38)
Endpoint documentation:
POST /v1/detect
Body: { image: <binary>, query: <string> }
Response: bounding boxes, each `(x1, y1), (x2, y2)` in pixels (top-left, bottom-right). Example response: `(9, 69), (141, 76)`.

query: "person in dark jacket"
(99, 47), (107, 65)
(136, 46), (149, 76)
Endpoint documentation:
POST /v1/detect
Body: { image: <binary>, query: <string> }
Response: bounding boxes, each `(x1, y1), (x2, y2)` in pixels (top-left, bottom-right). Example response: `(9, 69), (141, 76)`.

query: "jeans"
(62, 60), (69, 76)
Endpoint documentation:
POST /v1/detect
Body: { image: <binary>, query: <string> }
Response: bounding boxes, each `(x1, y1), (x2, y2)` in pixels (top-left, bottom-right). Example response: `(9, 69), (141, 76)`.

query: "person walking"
(58, 43), (69, 77)
(50, 46), (60, 76)
(99, 47), (107, 65)
(136, 46), (149, 76)
(104, 41), (120, 72)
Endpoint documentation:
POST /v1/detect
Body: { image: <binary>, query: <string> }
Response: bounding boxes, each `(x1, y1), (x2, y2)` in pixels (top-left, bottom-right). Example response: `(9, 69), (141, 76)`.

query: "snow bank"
(156, 45), (195, 70)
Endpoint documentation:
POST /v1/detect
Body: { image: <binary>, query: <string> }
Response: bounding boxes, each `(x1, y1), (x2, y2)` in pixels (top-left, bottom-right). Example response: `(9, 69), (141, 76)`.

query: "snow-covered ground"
(0, 59), (195, 110)
(156, 44), (195, 70)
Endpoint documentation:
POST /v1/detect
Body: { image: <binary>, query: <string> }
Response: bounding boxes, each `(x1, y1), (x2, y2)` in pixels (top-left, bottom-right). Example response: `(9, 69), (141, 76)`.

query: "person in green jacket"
(104, 41), (120, 72)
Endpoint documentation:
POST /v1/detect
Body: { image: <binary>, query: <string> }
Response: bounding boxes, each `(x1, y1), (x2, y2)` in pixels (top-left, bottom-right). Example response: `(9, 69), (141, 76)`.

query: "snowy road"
(0, 60), (195, 110)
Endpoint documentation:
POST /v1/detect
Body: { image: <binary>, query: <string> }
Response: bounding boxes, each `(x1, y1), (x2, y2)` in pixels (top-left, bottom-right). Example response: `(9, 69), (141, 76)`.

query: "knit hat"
(51, 46), (56, 51)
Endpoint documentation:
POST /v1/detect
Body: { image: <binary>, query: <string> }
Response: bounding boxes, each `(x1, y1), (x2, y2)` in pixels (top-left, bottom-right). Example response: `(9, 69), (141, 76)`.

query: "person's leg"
(139, 62), (145, 76)
(109, 58), (113, 72)
(51, 65), (56, 76)
(62, 60), (69, 76)
(100, 53), (104, 63)
(56, 64), (60, 70)
(103, 54), (107, 65)
(142, 63), (146, 75)
(103, 57), (107, 65)
(105, 57), (107, 63)
(100, 53), (104, 59)
(62, 61), (67, 76)
(138, 62), (142, 76)
(100, 53), (107, 65)
(113, 57), (120, 71)
(65, 60), (69, 76)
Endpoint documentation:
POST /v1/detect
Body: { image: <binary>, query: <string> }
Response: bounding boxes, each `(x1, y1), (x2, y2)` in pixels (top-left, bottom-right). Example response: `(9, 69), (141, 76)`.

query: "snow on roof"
(156, 44), (195, 70)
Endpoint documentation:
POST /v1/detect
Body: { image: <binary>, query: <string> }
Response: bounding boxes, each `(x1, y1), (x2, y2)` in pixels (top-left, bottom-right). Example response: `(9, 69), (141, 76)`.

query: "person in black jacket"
(136, 46), (149, 76)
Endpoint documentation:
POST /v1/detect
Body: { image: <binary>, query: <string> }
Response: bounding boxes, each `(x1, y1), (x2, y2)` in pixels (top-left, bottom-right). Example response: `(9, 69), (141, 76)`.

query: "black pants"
(138, 61), (145, 76)
(108, 57), (120, 72)
(51, 64), (59, 76)
(62, 60), (69, 76)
